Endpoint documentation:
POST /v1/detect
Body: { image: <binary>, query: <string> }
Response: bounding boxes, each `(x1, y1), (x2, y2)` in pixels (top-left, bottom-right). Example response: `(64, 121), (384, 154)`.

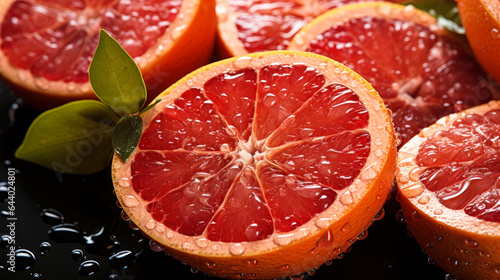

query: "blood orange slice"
(215, 0), (401, 58)
(112, 51), (397, 279)
(288, 2), (497, 146)
(0, 0), (215, 110)
(397, 100), (500, 280)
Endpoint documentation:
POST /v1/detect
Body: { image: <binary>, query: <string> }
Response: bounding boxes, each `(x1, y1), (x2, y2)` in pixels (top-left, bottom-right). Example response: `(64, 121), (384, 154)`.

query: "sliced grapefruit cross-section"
(397, 100), (500, 280)
(288, 2), (497, 146)
(112, 51), (397, 279)
(0, 0), (216, 110)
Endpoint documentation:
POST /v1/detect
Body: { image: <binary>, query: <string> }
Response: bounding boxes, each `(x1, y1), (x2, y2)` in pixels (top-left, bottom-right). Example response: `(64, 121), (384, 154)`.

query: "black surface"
(0, 84), (448, 280)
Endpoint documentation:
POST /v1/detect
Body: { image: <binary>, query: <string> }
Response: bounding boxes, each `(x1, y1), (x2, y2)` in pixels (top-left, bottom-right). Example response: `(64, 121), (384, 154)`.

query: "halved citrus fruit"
(457, 0), (500, 83)
(112, 51), (397, 279)
(287, 2), (497, 146)
(396, 100), (500, 280)
(215, 0), (402, 58)
(0, 0), (215, 110)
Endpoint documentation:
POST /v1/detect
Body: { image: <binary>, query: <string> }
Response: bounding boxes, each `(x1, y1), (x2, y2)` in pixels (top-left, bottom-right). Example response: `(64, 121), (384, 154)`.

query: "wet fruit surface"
(417, 110), (500, 222)
(289, 3), (495, 145)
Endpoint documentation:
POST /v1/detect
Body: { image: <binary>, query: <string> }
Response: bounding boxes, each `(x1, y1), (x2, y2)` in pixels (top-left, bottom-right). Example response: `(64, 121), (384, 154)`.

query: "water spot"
(40, 242), (51, 255)
(400, 183), (424, 198)
(149, 240), (163, 252)
(229, 243), (246, 256)
(109, 250), (134, 269)
(395, 209), (405, 223)
(15, 249), (36, 270)
(78, 260), (100, 276)
(40, 208), (64, 225)
(206, 261), (217, 269)
(465, 239), (479, 248)
(171, 24), (187, 41)
(247, 259), (258, 266)
(339, 191), (354, 205)
(279, 264), (290, 270)
(491, 28), (500, 39)
(71, 249), (86, 262)
(122, 195), (140, 208)
(418, 195), (430, 205)
(479, 250), (492, 259)
(233, 56), (253, 69)
(341, 222), (351, 232)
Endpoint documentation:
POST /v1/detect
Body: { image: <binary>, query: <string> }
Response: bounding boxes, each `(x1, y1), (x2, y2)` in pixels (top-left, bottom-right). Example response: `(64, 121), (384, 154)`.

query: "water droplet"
(229, 243), (246, 256)
(374, 150), (383, 157)
(120, 210), (130, 222)
(40, 242), (51, 255)
(374, 208), (385, 220)
(71, 249), (86, 262)
(233, 56), (253, 68)
(400, 183), (424, 198)
(273, 233), (293, 246)
(339, 191), (354, 205)
(149, 240), (163, 252)
(166, 230), (174, 238)
(247, 259), (258, 266)
(78, 260), (100, 276)
(109, 250), (134, 269)
(408, 167), (422, 182)
(128, 221), (139, 230)
(171, 24), (187, 40)
(215, 4), (228, 20)
(418, 195), (430, 205)
(427, 257), (435, 265)
(109, 274), (118, 279)
(40, 208), (64, 225)
(361, 165), (378, 180)
(118, 178), (130, 188)
(341, 222), (351, 232)
(279, 264), (290, 270)
(182, 242), (195, 251)
(190, 267), (199, 274)
(122, 195), (140, 207)
(15, 249), (36, 270)
(48, 224), (85, 243)
(357, 229), (368, 240)
(195, 238), (208, 248)
(206, 261), (217, 269)
(374, 138), (383, 146)
(0, 235), (11, 248)
(315, 217), (332, 229)
(35, 79), (49, 90)
(145, 220), (156, 230)
(465, 239), (479, 248)
(445, 273), (458, 280)
(395, 209), (405, 223)
(434, 209), (443, 215)
(491, 28), (500, 39)
(479, 250), (492, 259)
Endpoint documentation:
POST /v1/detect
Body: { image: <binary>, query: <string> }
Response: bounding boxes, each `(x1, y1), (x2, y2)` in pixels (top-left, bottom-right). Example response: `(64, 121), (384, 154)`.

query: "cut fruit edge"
(397, 100), (500, 237)
(0, 0), (206, 99)
(112, 51), (397, 258)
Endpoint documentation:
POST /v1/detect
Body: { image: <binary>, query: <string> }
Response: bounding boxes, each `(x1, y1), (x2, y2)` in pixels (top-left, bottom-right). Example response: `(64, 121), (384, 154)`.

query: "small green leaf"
(140, 99), (162, 115)
(89, 29), (146, 114)
(405, 0), (464, 34)
(15, 100), (119, 175)
(112, 115), (143, 162)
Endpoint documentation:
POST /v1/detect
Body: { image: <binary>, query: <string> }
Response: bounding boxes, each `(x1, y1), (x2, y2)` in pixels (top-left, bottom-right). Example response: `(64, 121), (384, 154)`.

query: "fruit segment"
(301, 15), (494, 145)
(1, 0), (181, 82)
(133, 63), (373, 241)
(417, 110), (500, 222)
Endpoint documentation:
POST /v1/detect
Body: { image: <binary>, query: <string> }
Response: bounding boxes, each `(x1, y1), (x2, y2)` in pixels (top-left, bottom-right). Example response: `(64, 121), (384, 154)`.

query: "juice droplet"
(78, 260), (100, 276)
(229, 244), (246, 256)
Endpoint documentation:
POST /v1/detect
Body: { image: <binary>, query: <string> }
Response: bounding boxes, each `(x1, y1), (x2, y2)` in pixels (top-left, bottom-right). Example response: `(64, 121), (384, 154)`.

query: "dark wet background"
(0, 85), (447, 280)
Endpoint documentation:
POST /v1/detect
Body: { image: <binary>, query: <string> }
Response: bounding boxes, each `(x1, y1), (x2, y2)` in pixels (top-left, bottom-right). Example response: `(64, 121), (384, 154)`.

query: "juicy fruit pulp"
(132, 64), (371, 242)
(224, 0), (398, 54)
(1, 0), (181, 83)
(417, 109), (500, 222)
(292, 5), (495, 145)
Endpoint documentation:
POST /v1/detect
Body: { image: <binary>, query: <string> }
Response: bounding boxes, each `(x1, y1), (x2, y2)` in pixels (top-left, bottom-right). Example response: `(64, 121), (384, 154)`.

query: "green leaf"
(15, 100), (119, 175)
(112, 115), (143, 162)
(405, 0), (464, 34)
(89, 29), (146, 114)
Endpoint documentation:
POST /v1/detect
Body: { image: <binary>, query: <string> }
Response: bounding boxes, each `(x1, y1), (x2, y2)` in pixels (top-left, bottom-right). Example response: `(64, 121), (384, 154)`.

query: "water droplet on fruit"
(408, 167), (422, 182)
(233, 56), (253, 68)
(206, 261), (217, 269)
(190, 267), (199, 274)
(315, 217), (332, 229)
(357, 229), (368, 240)
(171, 24), (187, 40)
(15, 249), (36, 270)
(182, 242), (195, 251)
(445, 273), (458, 280)
(195, 238), (208, 248)
(374, 138), (382, 146)
(361, 165), (378, 180)
(427, 257), (435, 265)
(480, 251), (492, 259)
(418, 195), (430, 205)
(119, 178), (130, 188)
(339, 191), (354, 205)
(400, 183), (424, 198)
(122, 195), (140, 207)
(491, 28), (500, 39)
(374, 150), (383, 157)
(149, 240), (163, 252)
(229, 244), (246, 256)
(78, 260), (100, 276)
(273, 233), (294, 246)
(35, 79), (49, 90)
(40, 242), (51, 255)
(341, 222), (351, 232)
(279, 264), (290, 270)
(464, 239), (479, 248)
(263, 93), (277, 107)
(157, 224), (167, 233)
(434, 209), (443, 215)
(247, 259), (258, 266)
(145, 220), (156, 230)
(374, 208), (385, 220)
(128, 221), (138, 230)
(120, 210), (130, 221)
(71, 249), (86, 262)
